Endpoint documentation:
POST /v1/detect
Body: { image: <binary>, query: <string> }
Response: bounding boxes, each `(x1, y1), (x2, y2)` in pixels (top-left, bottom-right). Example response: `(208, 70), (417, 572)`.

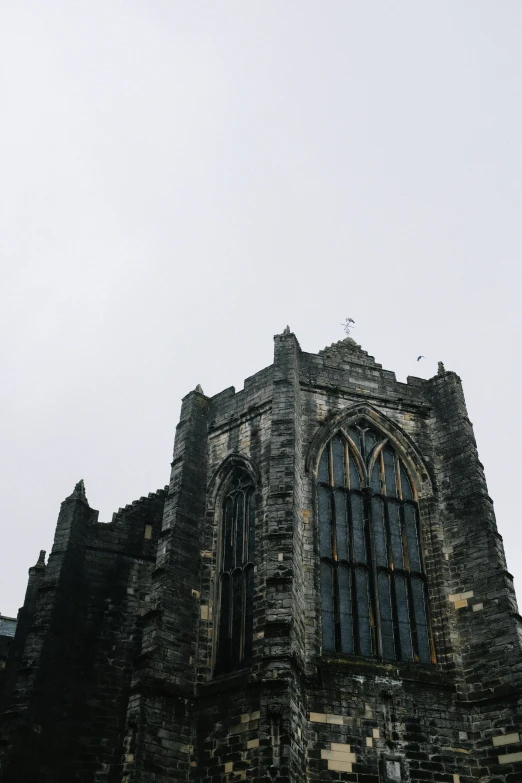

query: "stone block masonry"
(1, 329), (521, 782)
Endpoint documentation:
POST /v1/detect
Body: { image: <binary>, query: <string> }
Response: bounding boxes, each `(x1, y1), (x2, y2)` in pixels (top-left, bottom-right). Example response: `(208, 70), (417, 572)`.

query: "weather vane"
(341, 317), (355, 337)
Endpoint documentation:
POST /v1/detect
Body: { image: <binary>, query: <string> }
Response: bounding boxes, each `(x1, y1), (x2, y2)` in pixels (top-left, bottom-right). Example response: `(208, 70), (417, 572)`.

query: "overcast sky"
(1, 1), (520, 618)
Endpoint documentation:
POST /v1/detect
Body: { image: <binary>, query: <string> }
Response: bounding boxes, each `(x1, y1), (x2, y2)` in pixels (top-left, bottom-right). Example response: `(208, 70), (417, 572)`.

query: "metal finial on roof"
(341, 317), (355, 337)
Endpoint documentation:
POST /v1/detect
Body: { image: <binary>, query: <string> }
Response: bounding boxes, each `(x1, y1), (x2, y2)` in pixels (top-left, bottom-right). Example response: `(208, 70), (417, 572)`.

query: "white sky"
(0, 1), (520, 618)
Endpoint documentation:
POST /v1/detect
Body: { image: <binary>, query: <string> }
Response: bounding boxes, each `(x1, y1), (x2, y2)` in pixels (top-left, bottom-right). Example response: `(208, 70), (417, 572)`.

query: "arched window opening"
(215, 470), (256, 675)
(318, 422), (433, 664)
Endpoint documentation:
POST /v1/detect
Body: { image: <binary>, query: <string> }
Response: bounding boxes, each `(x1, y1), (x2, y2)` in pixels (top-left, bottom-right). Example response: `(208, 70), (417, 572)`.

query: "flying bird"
(417, 355), (425, 361)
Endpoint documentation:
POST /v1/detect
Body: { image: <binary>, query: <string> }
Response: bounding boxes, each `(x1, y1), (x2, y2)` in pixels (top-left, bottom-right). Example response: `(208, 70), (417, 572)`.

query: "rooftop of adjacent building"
(0, 615), (17, 639)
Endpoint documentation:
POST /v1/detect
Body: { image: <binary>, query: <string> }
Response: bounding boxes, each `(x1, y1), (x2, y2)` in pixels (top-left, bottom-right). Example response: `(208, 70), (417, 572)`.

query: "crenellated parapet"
(111, 485), (169, 522)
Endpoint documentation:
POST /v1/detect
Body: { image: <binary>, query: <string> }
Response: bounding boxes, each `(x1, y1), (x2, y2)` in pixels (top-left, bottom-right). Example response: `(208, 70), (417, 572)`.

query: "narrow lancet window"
(318, 424), (433, 663)
(215, 470), (256, 675)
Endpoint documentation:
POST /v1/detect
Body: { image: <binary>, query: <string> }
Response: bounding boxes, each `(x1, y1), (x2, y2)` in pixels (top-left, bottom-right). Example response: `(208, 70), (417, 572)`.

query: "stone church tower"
(1, 330), (521, 783)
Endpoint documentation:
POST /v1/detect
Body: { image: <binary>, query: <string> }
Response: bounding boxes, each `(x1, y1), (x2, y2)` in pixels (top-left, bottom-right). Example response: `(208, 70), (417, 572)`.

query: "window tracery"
(215, 470), (255, 675)
(317, 422), (432, 663)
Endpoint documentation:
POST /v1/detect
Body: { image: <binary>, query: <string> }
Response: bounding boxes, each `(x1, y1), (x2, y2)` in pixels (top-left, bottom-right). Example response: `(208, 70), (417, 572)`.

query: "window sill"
(196, 668), (251, 697)
(317, 653), (455, 691)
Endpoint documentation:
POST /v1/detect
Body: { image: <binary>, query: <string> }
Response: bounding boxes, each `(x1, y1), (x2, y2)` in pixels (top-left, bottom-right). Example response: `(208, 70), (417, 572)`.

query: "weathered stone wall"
(0, 484), (167, 782)
(182, 334), (522, 783)
(2, 330), (522, 783)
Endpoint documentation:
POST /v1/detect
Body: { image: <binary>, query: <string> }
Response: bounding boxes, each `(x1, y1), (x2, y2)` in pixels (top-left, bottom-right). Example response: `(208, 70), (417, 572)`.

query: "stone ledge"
(195, 670), (252, 698)
(85, 545), (156, 562)
(129, 675), (191, 701)
(456, 684), (522, 705)
(316, 654), (452, 690)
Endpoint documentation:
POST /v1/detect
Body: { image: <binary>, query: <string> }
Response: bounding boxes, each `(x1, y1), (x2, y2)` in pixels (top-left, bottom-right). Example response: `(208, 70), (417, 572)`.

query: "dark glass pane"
(223, 496), (234, 572)
(332, 437), (346, 487)
(412, 578), (431, 663)
(388, 500), (404, 569)
(334, 491), (349, 561)
(318, 448), (329, 484)
(351, 494), (366, 563)
(371, 497), (387, 566)
(383, 449), (397, 497)
(371, 459), (381, 493)
(364, 429), (378, 461)
(246, 492), (256, 563)
(337, 565), (354, 654)
(404, 504), (421, 572)
(320, 562), (335, 651)
(400, 463), (414, 500)
(235, 493), (245, 568)
(349, 453), (361, 489)
(355, 569), (372, 656)
(231, 570), (243, 667)
(243, 566), (254, 664)
(348, 426), (362, 455)
(394, 574), (413, 661)
(318, 488), (332, 558)
(377, 572), (395, 660)
(217, 574), (231, 673)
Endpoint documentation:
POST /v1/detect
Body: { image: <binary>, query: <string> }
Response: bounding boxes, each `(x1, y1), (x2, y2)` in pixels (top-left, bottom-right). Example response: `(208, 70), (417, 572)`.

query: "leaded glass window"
(215, 471), (255, 675)
(317, 423), (433, 663)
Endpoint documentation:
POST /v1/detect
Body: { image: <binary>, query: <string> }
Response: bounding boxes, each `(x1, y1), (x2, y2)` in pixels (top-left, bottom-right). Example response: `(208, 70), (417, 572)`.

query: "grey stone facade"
(1, 330), (521, 782)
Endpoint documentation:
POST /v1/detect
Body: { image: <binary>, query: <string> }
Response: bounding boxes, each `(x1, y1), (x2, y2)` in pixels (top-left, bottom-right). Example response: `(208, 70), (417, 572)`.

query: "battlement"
(111, 485), (169, 522)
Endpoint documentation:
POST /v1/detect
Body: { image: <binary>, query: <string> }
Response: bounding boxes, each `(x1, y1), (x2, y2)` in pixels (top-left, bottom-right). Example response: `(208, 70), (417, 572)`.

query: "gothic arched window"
(215, 470), (256, 675)
(317, 422), (433, 663)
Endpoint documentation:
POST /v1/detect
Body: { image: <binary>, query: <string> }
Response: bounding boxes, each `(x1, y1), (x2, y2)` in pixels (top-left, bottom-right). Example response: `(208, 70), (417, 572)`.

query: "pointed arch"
(208, 453), (260, 512)
(211, 454), (259, 676)
(312, 406), (435, 664)
(306, 403), (434, 498)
